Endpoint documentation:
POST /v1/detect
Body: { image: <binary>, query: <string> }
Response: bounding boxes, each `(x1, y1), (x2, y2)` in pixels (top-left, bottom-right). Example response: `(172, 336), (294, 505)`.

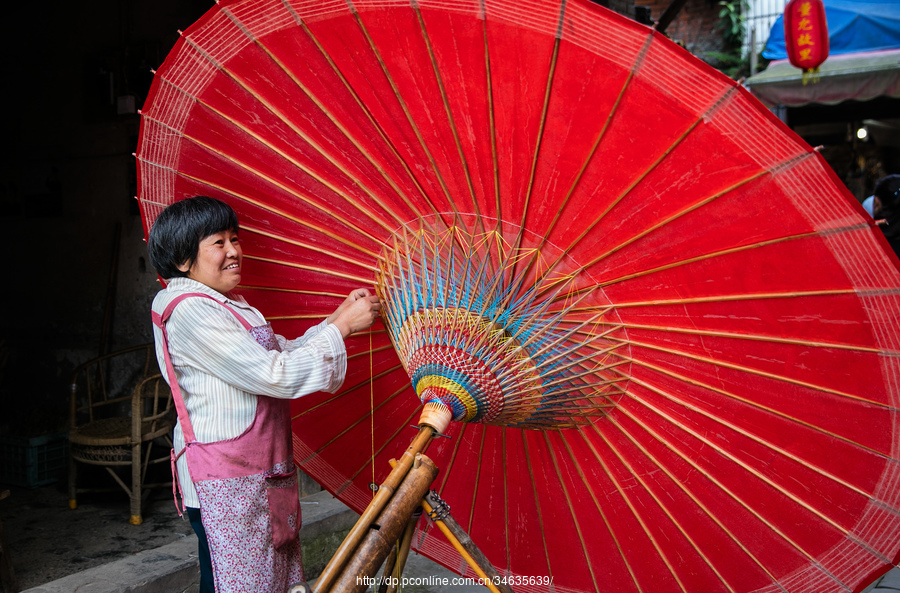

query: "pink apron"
(152, 293), (304, 592)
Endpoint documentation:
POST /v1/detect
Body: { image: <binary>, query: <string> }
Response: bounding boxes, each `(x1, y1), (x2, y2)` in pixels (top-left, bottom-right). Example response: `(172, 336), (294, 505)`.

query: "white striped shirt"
(151, 277), (346, 508)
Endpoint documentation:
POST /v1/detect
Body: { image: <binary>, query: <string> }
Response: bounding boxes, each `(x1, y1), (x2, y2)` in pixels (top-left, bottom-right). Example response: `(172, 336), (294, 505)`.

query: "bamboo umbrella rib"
(518, 34), (654, 288)
(347, 0), (460, 220)
(435, 423), (468, 496)
(176, 33), (404, 236)
(610, 287), (900, 309)
(348, 343), (393, 361)
(541, 431), (601, 593)
(521, 431), (554, 584)
(305, 383), (408, 460)
(581, 423), (692, 593)
(480, 2), (501, 230)
(223, 3), (435, 223)
(583, 320), (886, 355)
(617, 354), (898, 463)
(161, 63), (406, 235)
(515, 0), (566, 237)
(610, 336), (896, 410)
(337, 406), (421, 495)
(533, 75), (742, 293)
(502, 430), (510, 574)
(591, 423), (739, 593)
(413, 4), (482, 225)
(292, 362), (404, 420)
(620, 375), (893, 567)
(602, 414), (789, 592)
(242, 254), (372, 284)
(612, 389), (861, 591)
(141, 109), (391, 242)
(236, 284), (347, 299)
(595, 224), (872, 291)
(241, 224), (377, 272)
(466, 428), (488, 536)
(288, 2), (441, 219)
(611, 360), (884, 498)
(573, 143), (812, 275)
(557, 430), (644, 593)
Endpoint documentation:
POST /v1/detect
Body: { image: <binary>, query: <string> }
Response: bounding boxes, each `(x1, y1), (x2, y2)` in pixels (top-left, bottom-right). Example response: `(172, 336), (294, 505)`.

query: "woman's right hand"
(330, 290), (382, 338)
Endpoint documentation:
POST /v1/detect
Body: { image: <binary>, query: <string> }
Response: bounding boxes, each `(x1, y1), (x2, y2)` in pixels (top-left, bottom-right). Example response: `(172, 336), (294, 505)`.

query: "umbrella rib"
(412, 3), (483, 228)
(597, 229), (817, 289)
(604, 410), (787, 592)
(347, 0), (460, 220)
(526, 34), (652, 264)
(521, 431), (554, 583)
(480, 2), (501, 231)
(616, 385), (869, 589)
(584, 320), (884, 354)
(241, 224), (377, 272)
(243, 254), (371, 284)
(291, 4), (444, 223)
(238, 284), (347, 299)
(579, 424), (691, 593)
(137, 142), (383, 259)
(466, 428), (488, 536)
(542, 431), (601, 593)
(611, 287), (879, 308)
(531, 69), (743, 294)
(575, 110), (812, 272)
(591, 422), (740, 593)
(337, 406), (421, 496)
(234, 2), (436, 225)
(616, 355), (898, 480)
(610, 336), (896, 410)
(302, 383), (408, 461)
(557, 430), (644, 593)
(292, 362), (404, 419)
(516, 0), (566, 236)
(173, 32), (402, 236)
(435, 422), (468, 496)
(621, 375), (892, 567)
(503, 429), (510, 574)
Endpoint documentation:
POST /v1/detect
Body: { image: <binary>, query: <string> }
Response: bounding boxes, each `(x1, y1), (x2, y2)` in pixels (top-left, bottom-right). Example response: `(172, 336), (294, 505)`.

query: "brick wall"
(635, 0), (728, 57)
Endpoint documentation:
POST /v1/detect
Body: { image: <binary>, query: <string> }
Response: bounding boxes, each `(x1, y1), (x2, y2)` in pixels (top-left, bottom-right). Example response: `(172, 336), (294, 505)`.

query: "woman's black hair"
(147, 196), (240, 279)
(875, 175), (900, 212)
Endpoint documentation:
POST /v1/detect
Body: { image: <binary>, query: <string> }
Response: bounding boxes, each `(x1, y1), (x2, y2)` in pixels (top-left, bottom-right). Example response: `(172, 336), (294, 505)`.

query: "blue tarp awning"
(762, 0), (900, 60)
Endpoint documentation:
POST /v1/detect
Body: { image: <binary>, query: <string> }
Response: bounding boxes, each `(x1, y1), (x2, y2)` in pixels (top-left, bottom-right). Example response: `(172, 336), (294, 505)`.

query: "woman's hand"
(327, 288), (382, 338)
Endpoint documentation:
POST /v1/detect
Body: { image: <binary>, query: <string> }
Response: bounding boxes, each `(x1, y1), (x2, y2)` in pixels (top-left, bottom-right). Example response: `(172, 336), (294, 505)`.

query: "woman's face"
(178, 229), (242, 294)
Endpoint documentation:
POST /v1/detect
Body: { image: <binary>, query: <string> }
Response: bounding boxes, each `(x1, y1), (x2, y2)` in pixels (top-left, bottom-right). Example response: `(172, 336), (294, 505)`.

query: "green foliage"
(718, 0), (749, 50)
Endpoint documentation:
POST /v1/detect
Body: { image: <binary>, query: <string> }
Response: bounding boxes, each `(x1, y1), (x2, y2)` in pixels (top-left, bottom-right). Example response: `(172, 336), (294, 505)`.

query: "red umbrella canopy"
(137, 0), (900, 591)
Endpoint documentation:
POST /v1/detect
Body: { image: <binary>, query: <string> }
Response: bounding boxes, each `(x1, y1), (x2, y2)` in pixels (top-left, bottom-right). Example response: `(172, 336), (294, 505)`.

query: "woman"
(147, 196), (380, 592)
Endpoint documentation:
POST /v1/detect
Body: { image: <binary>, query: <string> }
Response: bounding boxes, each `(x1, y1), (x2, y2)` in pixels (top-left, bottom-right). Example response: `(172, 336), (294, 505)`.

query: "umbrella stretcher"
(137, 0), (900, 591)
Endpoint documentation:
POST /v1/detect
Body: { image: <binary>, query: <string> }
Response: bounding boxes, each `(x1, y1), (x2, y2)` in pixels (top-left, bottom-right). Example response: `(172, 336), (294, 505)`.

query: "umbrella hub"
(376, 218), (628, 429)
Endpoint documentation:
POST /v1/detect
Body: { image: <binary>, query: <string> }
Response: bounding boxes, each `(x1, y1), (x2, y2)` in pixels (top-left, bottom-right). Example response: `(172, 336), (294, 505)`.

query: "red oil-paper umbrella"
(137, 0), (900, 591)
(784, 0), (830, 82)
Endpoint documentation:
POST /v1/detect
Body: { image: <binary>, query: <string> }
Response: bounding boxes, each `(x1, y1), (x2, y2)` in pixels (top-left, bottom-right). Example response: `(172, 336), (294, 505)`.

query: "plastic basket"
(0, 433), (68, 488)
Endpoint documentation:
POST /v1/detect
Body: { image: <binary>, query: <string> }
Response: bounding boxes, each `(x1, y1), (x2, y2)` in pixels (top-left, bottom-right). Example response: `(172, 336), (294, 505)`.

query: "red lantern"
(784, 0), (829, 82)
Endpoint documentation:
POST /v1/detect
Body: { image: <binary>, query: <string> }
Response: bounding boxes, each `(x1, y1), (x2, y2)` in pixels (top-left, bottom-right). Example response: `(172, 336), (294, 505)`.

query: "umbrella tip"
(814, 145), (824, 152)
(177, 29), (184, 36)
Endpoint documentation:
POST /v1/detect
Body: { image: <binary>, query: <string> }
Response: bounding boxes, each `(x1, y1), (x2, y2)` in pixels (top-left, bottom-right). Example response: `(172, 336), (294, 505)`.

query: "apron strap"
(151, 292), (253, 442)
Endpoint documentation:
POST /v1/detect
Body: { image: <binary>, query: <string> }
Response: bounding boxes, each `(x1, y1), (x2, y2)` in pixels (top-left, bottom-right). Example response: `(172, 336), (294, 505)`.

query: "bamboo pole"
(329, 455), (439, 593)
(423, 491), (514, 593)
(314, 402), (451, 593)
(385, 509), (420, 593)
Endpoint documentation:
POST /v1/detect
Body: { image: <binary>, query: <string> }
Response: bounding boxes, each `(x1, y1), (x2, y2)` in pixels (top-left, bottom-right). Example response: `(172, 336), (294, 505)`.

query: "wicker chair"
(68, 345), (175, 525)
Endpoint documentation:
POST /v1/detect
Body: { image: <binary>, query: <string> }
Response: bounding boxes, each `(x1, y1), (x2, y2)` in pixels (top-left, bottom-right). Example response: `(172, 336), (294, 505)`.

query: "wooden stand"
(308, 403), (513, 593)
